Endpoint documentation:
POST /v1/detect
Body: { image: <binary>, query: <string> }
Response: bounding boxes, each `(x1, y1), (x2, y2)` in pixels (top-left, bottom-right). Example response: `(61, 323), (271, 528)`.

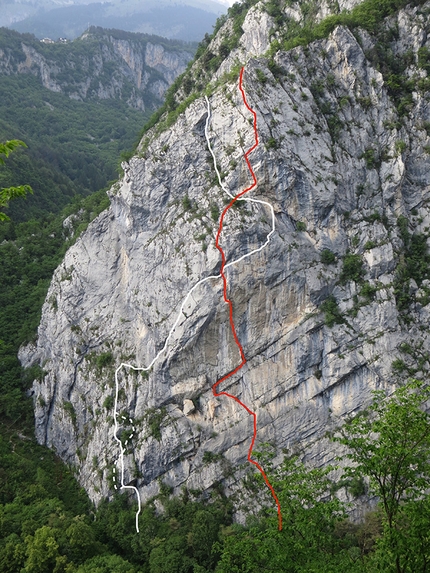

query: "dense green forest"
(1, 0), (430, 570)
(0, 26), (195, 222)
(0, 71), (149, 222)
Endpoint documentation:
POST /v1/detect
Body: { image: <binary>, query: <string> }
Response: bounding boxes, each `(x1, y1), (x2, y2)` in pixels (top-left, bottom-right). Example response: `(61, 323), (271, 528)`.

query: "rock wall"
(0, 28), (194, 110)
(21, 1), (430, 519)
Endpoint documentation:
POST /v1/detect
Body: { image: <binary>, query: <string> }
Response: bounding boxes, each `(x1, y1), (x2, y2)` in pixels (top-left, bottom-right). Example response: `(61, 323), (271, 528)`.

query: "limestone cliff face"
(0, 27), (194, 110)
(21, 1), (430, 516)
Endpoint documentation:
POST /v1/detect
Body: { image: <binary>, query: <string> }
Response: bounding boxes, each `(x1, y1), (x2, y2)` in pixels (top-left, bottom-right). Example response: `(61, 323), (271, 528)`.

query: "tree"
(335, 380), (430, 572)
(216, 452), (356, 572)
(0, 534), (26, 573)
(188, 509), (222, 570)
(23, 526), (61, 573)
(74, 554), (137, 572)
(65, 516), (98, 564)
(0, 140), (32, 220)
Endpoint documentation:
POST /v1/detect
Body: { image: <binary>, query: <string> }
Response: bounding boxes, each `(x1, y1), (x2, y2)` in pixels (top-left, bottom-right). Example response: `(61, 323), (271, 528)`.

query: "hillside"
(0, 27), (194, 220)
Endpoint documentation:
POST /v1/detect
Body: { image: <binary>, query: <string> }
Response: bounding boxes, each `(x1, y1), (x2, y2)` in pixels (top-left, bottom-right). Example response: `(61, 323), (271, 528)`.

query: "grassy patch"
(320, 295), (344, 327)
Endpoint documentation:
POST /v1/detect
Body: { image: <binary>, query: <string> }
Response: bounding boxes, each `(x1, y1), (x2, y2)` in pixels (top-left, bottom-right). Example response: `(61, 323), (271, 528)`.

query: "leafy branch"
(0, 140), (33, 221)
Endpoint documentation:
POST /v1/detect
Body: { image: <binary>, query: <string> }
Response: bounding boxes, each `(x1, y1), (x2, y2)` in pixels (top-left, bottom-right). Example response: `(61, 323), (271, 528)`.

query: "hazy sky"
(3, 0), (233, 41)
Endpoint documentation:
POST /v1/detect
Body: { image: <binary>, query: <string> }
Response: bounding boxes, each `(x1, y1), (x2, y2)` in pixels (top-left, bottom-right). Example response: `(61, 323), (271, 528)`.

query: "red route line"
(211, 66), (283, 531)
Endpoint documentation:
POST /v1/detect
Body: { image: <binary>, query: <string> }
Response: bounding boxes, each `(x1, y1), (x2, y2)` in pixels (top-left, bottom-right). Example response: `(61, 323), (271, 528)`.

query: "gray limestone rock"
(20, 1), (430, 519)
(183, 399), (196, 416)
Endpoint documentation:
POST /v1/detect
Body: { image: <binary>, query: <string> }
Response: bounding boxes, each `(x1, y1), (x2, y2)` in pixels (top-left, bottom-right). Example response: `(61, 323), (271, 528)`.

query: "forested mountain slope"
(0, 27), (194, 220)
(0, 27), (194, 109)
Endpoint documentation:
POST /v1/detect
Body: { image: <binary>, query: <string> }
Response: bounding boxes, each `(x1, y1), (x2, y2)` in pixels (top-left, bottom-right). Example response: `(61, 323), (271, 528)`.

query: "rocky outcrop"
(0, 27), (194, 110)
(21, 0), (430, 519)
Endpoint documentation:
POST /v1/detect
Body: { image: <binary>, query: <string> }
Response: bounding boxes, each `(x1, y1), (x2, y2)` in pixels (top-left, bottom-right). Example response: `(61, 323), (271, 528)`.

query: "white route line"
(204, 95), (276, 267)
(112, 91), (276, 533)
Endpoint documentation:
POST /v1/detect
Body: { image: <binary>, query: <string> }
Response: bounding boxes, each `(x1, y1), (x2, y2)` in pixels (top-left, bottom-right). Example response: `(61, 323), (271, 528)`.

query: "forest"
(0, 25), (195, 222)
(1, 0), (430, 570)
(0, 70), (150, 222)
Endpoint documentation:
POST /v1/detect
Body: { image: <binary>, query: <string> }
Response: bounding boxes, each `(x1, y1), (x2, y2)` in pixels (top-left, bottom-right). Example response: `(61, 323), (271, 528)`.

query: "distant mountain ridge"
(0, 26), (195, 110)
(0, 26), (195, 220)
(0, 0), (228, 41)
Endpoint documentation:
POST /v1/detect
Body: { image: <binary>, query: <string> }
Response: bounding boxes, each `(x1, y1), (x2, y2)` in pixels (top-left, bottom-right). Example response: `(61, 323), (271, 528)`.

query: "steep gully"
(113, 66), (282, 532)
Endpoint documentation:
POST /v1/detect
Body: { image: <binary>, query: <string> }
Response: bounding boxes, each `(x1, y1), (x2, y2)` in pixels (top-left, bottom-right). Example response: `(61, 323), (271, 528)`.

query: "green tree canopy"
(216, 451), (353, 573)
(335, 380), (430, 572)
(0, 140), (32, 220)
